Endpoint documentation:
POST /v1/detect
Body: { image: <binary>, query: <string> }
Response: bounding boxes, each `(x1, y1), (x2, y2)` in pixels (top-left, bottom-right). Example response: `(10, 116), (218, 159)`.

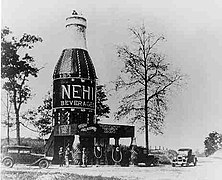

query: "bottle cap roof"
(66, 10), (87, 28)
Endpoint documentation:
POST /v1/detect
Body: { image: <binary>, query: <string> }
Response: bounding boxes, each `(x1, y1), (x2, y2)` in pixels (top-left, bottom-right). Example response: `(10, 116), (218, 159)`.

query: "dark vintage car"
(136, 147), (159, 166)
(172, 148), (197, 167)
(1, 145), (52, 168)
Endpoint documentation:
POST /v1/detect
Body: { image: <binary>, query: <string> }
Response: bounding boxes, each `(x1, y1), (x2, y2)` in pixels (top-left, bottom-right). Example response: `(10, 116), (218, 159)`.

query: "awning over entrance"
(54, 123), (134, 138)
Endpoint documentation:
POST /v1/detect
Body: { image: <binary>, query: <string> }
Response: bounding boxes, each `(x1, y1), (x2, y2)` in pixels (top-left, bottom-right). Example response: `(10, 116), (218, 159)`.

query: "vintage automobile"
(172, 148), (197, 167)
(136, 147), (159, 166)
(1, 145), (52, 168)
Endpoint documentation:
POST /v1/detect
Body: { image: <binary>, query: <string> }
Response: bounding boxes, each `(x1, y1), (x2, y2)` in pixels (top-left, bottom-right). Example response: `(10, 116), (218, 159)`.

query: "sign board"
(96, 124), (134, 138)
(53, 123), (134, 138)
(53, 78), (95, 110)
(54, 124), (78, 136)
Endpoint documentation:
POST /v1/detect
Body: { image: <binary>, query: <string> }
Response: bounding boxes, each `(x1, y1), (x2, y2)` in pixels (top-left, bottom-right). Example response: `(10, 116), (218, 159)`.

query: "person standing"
(59, 147), (64, 167)
(65, 147), (70, 167)
(82, 147), (87, 167)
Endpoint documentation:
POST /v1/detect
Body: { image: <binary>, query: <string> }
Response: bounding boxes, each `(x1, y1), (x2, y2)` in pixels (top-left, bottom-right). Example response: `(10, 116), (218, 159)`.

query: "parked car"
(136, 147), (159, 166)
(1, 145), (52, 168)
(172, 148), (197, 167)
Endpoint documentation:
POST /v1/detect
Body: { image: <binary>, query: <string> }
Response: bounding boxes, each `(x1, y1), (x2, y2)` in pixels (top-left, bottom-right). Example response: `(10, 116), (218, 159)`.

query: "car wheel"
(172, 163), (175, 167)
(39, 159), (49, 169)
(3, 158), (14, 168)
(145, 162), (150, 166)
(153, 158), (159, 166)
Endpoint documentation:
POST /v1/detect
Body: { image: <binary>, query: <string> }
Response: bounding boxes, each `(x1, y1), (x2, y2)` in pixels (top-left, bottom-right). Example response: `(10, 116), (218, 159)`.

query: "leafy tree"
(114, 25), (184, 153)
(96, 85), (110, 122)
(35, 91), (53, 136)
(23, 85), (110, 137)
(21, 91), (53, 137)
(204, 131), (222, 156)
(1, 27), (42, 145)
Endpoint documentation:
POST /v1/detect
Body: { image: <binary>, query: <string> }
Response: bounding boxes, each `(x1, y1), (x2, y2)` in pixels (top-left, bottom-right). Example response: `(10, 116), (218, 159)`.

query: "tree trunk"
(15, 110), (20, 145)
(144, 56), (149, 154)
(13, 90), (20, 145)
(7, 114), (10, 145)
(145, 84), (149, 154)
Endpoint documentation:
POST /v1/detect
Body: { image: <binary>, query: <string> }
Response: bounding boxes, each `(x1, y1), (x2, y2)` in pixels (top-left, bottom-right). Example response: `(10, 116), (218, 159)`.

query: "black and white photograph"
(1, 0), (222, 179)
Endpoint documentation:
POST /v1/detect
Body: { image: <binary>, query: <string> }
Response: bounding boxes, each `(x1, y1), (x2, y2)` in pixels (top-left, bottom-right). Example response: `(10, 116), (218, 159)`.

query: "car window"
(178, 151), (188, 156)
(8, 149), (19, 153)
(20, 149), (31, 154)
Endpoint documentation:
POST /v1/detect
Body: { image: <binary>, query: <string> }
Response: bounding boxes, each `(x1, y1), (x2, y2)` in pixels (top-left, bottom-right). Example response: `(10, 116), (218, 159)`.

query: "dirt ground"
(1, 157), (222, 180)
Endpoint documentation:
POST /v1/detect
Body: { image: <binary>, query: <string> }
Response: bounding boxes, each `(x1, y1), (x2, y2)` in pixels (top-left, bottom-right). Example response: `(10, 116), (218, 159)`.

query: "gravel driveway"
(1, 157), (222, 180)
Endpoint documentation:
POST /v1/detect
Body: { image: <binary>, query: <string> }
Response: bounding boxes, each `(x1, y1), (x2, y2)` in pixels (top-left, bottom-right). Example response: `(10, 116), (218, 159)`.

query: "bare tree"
(115, 25), (185, 153)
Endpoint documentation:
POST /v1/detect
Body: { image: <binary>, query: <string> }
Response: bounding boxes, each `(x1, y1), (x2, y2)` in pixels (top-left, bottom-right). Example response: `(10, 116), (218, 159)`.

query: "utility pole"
(6, 93), (12, 145)
(1, 93), (12, 145)
(3, 93), (12, 145)
(1, 93), (11, 145)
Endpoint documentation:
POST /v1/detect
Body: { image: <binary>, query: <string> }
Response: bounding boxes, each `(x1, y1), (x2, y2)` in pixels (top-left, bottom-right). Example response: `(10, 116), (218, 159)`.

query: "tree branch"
(20, 121), (39, 133)
(149, 36), (165, 50)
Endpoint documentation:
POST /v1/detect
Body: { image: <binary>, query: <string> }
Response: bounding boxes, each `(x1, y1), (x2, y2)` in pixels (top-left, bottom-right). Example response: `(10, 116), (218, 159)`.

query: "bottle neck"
(65, 25), (87, 50)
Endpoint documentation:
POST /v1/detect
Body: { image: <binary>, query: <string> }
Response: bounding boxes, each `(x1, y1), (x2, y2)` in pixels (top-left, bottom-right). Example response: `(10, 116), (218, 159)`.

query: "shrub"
(20, 138), (45, 154)
(1, 138), (45, 154)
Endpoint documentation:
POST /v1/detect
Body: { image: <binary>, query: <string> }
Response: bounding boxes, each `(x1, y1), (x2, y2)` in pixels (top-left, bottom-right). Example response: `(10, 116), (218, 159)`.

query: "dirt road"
(1, 157), (222, 180)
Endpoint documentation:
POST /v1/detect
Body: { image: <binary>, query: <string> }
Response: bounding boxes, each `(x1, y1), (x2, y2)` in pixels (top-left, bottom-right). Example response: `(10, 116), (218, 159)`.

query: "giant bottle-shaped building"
(45, 11), (135, 165)
(50, 11), (97, 163)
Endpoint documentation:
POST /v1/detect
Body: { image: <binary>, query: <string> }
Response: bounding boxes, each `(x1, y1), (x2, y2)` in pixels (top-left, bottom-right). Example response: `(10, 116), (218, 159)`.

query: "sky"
(1, 0), (222, 151)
